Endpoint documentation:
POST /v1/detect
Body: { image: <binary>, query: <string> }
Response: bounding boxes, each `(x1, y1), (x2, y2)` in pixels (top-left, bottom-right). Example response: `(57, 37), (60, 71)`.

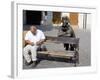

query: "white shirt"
(25, 29), (45, 44)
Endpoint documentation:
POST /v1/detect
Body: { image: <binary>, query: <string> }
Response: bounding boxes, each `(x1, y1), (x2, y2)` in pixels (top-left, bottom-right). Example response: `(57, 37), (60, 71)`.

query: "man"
(23, 25), (46, 67)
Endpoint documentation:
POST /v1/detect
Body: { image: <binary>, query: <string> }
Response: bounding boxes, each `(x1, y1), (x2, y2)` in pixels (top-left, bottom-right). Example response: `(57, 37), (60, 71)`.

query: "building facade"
(23, 10), (91, 30)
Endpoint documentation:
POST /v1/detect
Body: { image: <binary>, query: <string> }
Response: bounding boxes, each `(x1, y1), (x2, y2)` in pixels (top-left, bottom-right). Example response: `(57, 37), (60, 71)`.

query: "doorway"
(26, 10), (42, 25)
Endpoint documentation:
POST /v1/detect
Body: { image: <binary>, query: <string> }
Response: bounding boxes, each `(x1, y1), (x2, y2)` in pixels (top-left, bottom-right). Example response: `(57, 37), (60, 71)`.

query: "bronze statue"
(58, 16), (75, 50)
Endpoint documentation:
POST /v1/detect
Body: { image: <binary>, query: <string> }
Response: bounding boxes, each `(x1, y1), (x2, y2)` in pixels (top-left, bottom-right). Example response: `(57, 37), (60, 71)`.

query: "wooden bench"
(37, 36), (79, 66)
(23, 31), (79, 66)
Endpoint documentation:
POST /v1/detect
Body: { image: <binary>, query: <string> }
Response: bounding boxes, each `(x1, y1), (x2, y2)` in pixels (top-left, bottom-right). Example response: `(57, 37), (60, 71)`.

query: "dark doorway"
(26, 10), (42, 25)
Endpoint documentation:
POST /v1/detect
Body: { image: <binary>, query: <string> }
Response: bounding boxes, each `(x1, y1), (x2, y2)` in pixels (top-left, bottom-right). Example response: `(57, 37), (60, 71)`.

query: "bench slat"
(46, 36), (79, 44)
(38, 51), (75, 58)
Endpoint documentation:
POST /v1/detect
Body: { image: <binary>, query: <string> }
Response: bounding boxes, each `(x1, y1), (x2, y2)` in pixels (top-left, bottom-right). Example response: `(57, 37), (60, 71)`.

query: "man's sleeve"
(41, 31), (45, 40)
(25, 32), (30, 40)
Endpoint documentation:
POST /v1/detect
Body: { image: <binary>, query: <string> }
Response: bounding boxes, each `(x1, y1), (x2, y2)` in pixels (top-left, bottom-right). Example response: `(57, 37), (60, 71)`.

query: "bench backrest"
(46, 36), (79, 45)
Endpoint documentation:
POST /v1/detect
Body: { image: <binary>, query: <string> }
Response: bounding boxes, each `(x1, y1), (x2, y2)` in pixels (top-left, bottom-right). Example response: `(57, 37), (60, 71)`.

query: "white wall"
(41, 11), (53, 25)
(87, 14), (91, 30)
(78, 13), (91, 30)
(47, 11), (53, 25)
(78, 13), (84, 29)
(0, 0), (99, 80)
(61, 12), (70, 18)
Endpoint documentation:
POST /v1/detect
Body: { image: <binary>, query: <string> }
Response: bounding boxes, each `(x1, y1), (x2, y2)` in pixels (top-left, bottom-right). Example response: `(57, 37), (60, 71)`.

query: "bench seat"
(38, 51), (75, 58)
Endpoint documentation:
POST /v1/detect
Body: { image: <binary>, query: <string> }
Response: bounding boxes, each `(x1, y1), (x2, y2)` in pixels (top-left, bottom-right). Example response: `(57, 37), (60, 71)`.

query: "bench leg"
(72, 52), (79, 67)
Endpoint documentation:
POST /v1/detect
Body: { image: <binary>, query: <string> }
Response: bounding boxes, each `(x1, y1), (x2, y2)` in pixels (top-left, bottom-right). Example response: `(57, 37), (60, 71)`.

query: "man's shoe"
(31, 61), (37, 67)
(25, 61), (33, 66)
(31, 60), (41, 68)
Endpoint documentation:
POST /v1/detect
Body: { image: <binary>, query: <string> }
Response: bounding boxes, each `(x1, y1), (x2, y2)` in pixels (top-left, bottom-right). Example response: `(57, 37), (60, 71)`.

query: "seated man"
(23, 25), (46, 67)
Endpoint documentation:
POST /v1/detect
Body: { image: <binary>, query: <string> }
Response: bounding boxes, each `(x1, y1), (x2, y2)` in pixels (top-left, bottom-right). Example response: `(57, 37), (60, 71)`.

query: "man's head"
(30, 25), (37, 35)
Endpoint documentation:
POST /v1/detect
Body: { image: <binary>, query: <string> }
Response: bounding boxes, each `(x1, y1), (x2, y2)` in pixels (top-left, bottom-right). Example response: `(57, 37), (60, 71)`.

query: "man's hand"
(25, 40), (34, 46)
(30, 42), (34, 46)
(36, 39), (45, 46)
(36, 41), (42, 46)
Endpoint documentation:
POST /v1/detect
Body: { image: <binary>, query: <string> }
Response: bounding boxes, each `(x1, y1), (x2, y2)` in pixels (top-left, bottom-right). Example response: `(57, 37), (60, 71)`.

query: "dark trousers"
(64, 44), (74, 51)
